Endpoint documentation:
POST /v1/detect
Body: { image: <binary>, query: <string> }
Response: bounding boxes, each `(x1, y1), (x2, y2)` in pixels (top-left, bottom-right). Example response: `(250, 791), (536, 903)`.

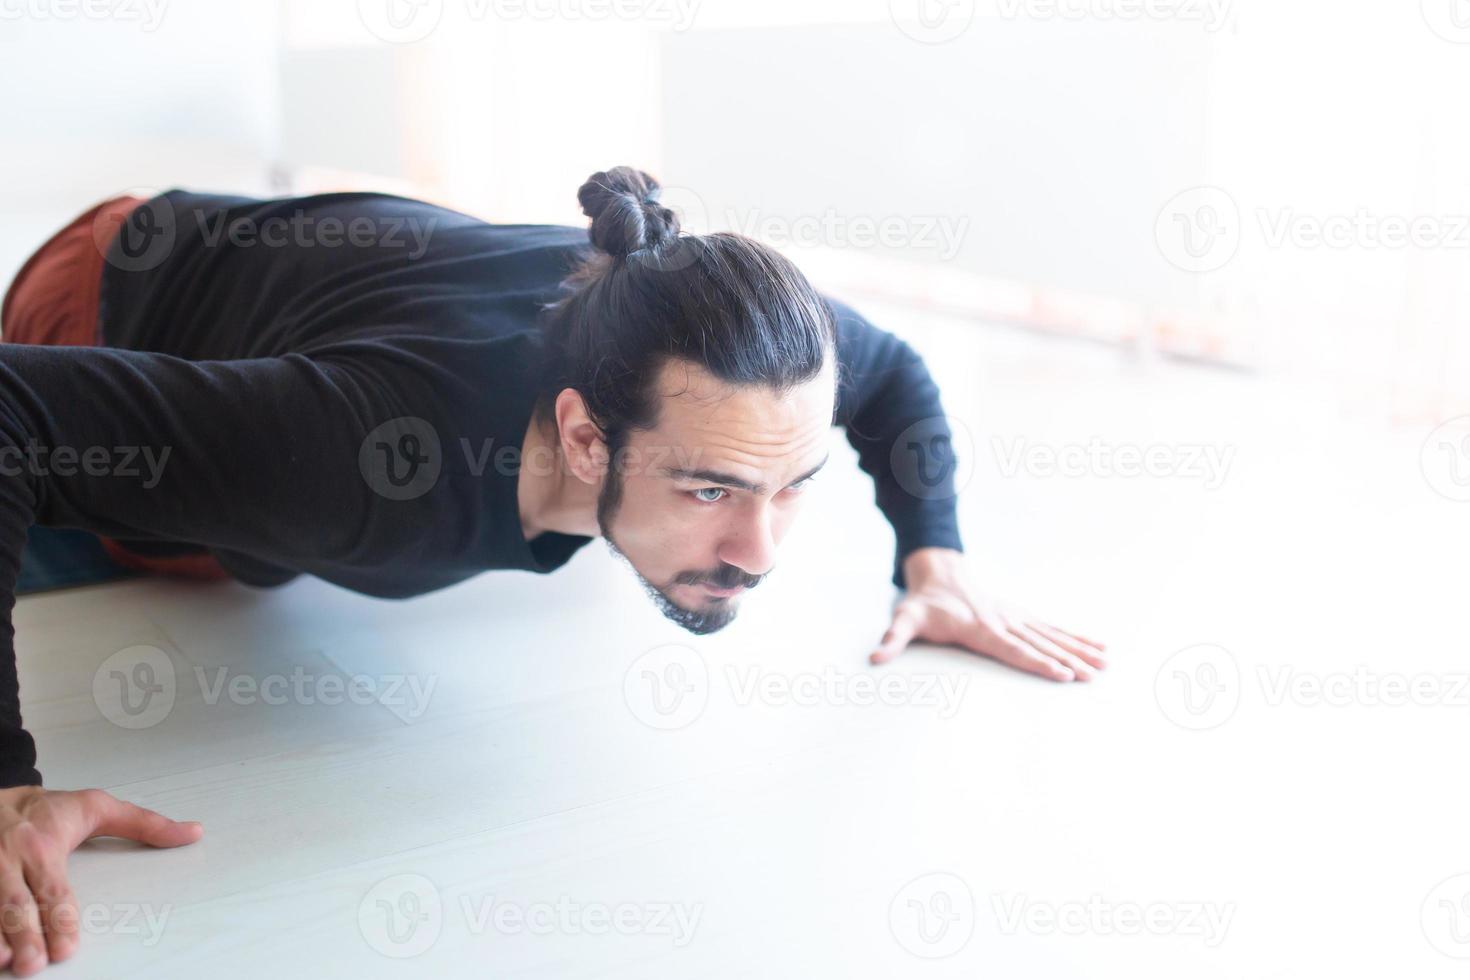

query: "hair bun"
(577, 166), (680, 260)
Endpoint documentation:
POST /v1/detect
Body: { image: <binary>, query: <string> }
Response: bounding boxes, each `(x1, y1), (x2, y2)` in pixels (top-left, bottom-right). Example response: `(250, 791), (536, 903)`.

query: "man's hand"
(0, 786), (202, 976)
(869, 548), (1108, 681)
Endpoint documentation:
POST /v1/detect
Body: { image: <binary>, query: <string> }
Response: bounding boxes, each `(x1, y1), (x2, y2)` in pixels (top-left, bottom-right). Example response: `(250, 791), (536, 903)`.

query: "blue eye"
(692, 487), (727, 503)
(786, 477), (813, 493)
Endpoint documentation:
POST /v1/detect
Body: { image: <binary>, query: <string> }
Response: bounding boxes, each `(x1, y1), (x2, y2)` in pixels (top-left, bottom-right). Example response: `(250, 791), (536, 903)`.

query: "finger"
(1030, 621), (1108, 670)
(23, 856), (79, 966)
(971, 621), (1075, 681)
(1050, 624), (1106, 652)
(83, 791), (204, 849)
(870, 603), (924, 665)
(1010, 624), (1097, 681)
(0, 870), (47, 977)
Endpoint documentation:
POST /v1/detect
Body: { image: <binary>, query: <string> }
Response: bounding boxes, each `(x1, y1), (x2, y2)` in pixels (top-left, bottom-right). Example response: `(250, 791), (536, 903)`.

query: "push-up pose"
(0, 167), (1105, 972)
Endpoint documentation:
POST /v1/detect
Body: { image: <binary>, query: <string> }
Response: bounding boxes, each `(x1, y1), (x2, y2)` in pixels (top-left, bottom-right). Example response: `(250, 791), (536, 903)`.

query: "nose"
(716, 502), (779, 578)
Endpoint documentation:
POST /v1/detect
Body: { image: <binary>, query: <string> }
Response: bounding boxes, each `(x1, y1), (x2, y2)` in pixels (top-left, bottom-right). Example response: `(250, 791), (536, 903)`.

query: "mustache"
(671, 563), (765, 591)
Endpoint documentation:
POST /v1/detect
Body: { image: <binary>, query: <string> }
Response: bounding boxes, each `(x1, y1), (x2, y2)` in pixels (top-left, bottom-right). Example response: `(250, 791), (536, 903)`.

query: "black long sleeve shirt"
(0, 189), (962, 787)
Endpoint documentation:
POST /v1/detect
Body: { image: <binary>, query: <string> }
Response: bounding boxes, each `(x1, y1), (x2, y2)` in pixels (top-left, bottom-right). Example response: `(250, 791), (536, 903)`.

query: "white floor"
(17, 303), (1470, 978)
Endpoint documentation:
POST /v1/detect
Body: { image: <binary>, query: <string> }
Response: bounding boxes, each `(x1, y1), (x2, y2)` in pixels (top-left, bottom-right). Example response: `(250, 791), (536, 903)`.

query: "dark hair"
(536, 166), (838, 448)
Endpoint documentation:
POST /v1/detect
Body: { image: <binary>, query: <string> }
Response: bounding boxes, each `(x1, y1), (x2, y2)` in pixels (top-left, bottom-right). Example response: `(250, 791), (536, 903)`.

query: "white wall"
(0, 1), (282, 285)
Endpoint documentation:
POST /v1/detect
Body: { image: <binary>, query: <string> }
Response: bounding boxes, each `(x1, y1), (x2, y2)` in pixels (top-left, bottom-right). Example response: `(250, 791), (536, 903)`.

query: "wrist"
(900, 546), (965, 590)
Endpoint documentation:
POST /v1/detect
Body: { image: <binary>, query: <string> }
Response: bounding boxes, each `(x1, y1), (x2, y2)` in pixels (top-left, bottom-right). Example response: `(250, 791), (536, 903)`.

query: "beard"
(597, 467), (762, 635)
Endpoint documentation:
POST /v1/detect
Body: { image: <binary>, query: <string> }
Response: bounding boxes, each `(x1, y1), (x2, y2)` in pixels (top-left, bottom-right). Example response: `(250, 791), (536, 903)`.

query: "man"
(0, 167), (1105, 973)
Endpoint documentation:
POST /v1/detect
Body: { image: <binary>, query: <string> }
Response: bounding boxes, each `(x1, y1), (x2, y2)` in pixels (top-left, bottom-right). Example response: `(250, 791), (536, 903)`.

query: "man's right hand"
(0, 786), (203, 976)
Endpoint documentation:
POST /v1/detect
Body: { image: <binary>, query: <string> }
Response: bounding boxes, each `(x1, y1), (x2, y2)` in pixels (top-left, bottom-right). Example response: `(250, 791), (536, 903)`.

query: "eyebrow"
(665, 455), (829, 495)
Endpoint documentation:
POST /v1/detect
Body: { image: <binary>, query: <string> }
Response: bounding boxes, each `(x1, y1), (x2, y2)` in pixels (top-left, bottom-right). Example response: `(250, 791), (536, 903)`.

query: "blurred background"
(3, 0), (1469, 428)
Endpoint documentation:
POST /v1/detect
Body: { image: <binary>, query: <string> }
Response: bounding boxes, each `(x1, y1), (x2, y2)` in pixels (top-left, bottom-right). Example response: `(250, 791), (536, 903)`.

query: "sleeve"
(0, 343), (390, 788)
(827, 296), (965, 591)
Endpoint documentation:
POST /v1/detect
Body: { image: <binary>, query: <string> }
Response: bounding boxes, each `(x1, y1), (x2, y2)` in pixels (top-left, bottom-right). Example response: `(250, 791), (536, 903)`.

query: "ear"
(553, 388), (609, 486)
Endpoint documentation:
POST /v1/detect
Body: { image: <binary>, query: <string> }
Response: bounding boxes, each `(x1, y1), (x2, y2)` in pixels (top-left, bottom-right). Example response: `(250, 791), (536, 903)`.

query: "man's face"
(598, 355), (836, 634)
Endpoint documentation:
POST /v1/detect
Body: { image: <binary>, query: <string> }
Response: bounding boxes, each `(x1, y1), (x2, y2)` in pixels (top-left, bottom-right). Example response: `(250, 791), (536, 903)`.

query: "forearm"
(826, 295), (965, 588)
(0, 343), (382, 786)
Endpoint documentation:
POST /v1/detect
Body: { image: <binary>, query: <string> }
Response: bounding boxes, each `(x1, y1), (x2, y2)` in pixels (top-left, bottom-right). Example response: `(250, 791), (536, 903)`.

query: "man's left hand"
(869, 548), (1108, 682)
